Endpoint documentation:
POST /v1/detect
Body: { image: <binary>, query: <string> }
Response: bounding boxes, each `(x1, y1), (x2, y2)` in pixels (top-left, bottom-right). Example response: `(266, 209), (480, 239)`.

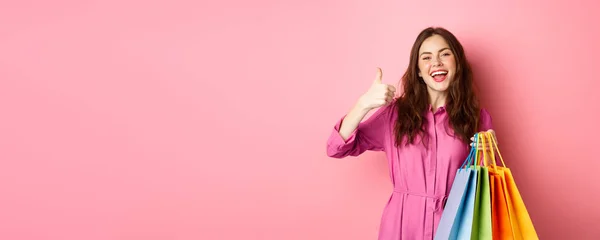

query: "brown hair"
(394, 27), (480, 147)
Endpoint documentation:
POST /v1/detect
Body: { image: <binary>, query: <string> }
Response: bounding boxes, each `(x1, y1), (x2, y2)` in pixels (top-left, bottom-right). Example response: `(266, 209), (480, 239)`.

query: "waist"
(393, 189), (447, 199)
(393, 189), (448, 211)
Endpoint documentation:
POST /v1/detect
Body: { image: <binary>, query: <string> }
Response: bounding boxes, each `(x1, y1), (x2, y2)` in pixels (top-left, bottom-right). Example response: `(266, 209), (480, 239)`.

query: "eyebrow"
(419, 47), (451, 56)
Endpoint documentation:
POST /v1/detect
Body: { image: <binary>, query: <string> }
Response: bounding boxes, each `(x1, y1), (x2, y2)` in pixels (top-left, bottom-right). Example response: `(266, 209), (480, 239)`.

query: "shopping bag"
(480, 132), (514, 239)
(485, 132), (539, 240)
(434, 134), (479, 240)
(489, 166), (514, 239)
(463, 132), (493, 240)
(454, 164), (478, 239)
(470, 161), (492, 240)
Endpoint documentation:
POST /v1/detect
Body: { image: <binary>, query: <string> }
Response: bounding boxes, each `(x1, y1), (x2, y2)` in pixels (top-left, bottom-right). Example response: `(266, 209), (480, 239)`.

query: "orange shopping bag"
(485, 132), (539, 240)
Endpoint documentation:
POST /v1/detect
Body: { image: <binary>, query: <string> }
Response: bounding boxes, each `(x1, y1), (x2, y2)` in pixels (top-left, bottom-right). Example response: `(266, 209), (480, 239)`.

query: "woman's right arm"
(326, 68), (396, 158)
(337, 102), (372, 141)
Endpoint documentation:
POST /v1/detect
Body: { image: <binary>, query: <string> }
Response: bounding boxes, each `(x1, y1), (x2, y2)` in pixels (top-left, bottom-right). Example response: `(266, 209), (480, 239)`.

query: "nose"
(431, 58), (443, 67)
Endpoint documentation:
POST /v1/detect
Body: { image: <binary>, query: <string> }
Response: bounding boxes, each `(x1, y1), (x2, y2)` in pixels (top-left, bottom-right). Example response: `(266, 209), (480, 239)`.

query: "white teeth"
(431, 71), (448, 77)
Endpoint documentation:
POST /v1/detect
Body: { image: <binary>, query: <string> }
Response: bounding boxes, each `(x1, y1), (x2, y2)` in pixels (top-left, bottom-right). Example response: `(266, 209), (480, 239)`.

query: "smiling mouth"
(430, 71), (448, 82)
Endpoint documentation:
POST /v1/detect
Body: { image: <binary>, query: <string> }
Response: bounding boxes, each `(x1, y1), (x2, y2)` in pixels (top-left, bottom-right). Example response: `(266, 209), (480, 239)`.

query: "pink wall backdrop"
(1, 0), (599, 239)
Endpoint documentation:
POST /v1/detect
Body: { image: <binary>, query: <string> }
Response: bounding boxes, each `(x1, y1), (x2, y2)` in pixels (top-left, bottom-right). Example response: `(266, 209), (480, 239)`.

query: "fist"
(358, 68), (397, 110)
(470, 129), (498, 150)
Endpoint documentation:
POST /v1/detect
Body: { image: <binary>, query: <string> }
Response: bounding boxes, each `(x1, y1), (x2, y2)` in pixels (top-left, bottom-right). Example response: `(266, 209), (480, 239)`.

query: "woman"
(326, 27), (495, 239)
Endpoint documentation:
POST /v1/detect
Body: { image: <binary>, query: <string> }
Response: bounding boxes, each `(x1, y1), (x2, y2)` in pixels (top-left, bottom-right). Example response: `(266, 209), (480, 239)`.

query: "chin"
(432, 86), (450, 93)
(426, 79), (451, 92)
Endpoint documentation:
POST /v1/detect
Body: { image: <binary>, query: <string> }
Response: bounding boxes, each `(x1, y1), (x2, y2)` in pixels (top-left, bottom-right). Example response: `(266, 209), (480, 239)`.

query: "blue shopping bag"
(434, 133), (480, 240)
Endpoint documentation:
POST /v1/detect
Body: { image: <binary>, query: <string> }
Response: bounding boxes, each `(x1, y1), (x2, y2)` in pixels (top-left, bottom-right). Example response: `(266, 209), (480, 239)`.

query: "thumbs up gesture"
(357, 68), (397, 110)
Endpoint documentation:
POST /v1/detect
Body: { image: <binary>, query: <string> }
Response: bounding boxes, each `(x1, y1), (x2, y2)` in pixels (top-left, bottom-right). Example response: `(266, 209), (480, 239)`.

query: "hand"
(357, 68), (397, 110)
(470, 129), (498, 150)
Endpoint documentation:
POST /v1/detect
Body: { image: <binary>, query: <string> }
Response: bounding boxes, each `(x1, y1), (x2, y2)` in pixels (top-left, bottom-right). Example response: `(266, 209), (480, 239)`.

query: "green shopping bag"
(470, 132), (493, 240)
(471, 165), (492, 239)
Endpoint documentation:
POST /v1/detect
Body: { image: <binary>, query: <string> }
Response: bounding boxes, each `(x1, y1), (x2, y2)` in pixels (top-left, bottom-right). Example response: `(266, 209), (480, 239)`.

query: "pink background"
(1, 0), (599, 239)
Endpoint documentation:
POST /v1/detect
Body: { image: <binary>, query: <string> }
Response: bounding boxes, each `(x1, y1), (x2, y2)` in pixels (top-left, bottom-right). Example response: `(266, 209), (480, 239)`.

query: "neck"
(428, 90), (448, 112)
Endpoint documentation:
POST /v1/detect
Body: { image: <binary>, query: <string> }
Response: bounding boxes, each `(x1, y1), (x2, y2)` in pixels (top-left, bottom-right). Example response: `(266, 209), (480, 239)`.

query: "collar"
(428, 104), (446, 114)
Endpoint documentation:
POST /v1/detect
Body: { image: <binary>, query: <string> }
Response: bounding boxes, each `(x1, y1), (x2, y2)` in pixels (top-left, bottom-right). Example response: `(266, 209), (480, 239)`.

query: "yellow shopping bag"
(481, 131), (539, 240)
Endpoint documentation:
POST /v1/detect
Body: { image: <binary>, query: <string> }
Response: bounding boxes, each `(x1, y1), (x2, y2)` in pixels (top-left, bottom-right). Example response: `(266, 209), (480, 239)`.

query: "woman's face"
(417, 34), (457, 93)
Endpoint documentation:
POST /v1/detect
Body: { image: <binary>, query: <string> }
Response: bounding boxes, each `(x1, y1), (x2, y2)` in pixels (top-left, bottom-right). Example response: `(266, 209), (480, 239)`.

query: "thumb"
(373, 67), (383, 84)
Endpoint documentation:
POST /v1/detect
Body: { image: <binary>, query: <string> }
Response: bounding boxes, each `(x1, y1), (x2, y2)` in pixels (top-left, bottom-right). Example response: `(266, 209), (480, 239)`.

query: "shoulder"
(480, 108), (492, 120)
(479, 108), (493, 131)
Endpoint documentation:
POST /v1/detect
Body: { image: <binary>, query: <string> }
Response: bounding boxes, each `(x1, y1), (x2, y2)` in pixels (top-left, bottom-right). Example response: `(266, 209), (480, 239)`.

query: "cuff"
(326, 116), (358, 156)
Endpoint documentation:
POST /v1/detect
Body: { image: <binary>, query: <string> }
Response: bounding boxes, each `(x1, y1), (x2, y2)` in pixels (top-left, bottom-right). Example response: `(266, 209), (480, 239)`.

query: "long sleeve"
(326, 104), (393, 158)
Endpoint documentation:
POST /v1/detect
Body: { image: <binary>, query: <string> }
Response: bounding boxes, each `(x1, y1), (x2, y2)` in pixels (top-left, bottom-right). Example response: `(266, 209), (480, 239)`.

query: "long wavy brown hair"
(394, 27), (480, 147)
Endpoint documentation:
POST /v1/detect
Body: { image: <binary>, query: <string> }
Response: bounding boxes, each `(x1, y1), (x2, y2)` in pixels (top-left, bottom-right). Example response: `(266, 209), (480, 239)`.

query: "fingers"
(382, 94), (393, 103)
(380, 85), (395, 101)
(386, 85), (396, 100)
(482, 130), (498, 145)
(469, 130), (499, 150)
(469, 142), (494, 149)
(371, 67), (397, 106)
(374, 96), (394, 105)
(374, 67), (383, 84)
(388, 85), (396, 92)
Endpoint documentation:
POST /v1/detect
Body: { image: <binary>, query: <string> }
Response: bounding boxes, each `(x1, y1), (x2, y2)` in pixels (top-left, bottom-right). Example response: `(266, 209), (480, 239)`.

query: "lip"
(429, 69), (448, 76)
(433, 75), (447, 82)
